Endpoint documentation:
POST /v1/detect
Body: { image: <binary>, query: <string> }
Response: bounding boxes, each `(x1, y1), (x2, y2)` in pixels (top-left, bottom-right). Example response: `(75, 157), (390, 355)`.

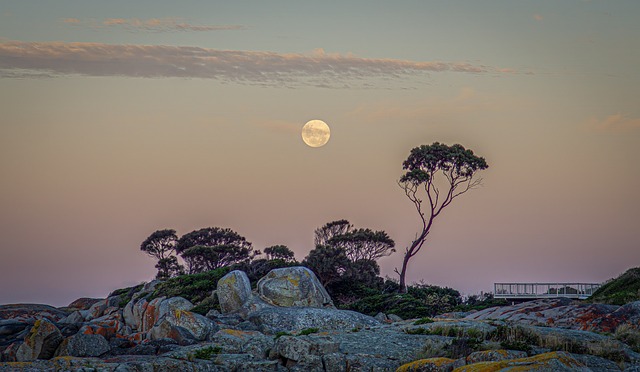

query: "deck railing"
(493, 283), (601, 300)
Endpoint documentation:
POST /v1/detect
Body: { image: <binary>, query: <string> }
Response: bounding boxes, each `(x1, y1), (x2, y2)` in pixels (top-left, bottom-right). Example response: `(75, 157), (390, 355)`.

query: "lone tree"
(396, 142), (488, 293)
(176, 227), (256, 274)
(140, 229), (184, 279)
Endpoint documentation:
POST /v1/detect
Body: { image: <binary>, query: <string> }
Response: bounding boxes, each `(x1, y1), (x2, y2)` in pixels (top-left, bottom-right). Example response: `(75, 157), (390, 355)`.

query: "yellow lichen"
(453, 351), (584, 372)
(396, 357), (456, 372)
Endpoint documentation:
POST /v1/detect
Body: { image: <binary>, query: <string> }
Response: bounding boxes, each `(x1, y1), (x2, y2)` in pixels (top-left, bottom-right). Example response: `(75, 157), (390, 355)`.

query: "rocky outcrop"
(3, 270), (640, 371)
(465, 298), (640, 333)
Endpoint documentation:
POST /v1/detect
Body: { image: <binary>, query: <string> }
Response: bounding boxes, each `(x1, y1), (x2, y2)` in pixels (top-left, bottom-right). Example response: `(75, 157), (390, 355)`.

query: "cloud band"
(0, 40), (505, 87)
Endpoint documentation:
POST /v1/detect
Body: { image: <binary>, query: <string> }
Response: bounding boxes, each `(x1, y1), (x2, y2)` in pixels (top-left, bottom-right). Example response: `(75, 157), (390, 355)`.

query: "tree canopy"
(397, 142), (488, 292)
(328, 228), (395, 262)
(263, 245), (295, 262)
(176, 227), (255, 274)
(140, 229), (178, 260)
(314, 219), (353, 246)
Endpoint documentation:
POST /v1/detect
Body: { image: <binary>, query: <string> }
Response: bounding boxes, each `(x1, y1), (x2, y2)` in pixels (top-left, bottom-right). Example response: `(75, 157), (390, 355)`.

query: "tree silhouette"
(314, 219), (353, 246)
(397, 142), (488, 292)
(263, 245), (295, 262)
(328, 228), (395, 262)
(176, 227), (255, 274)
(140, 229), (178, 260)
(140, 229), (184, 279)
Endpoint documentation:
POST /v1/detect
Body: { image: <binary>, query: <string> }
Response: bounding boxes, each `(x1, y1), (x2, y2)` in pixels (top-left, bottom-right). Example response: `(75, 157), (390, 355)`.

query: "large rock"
(15, 319), (63, 361)
(208, 329), (274, 357)
(257, 266), (334, 308)
(149, 309), (218, 341)
(465, 298), (640, 333)
(147, 318), (197, 346)
(453, 351), (590, 371)
(55, 333), (110, 357)
(247, 306), (379, 333)
(395, 357), (457, 372)
(0, 304), (68, 323)
(217, 270), (253, 314)
(124, 296), (193, 334)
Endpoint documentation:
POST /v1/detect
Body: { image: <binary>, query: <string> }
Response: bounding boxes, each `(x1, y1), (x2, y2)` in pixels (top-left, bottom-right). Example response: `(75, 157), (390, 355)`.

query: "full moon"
(301, 119), (331, 148)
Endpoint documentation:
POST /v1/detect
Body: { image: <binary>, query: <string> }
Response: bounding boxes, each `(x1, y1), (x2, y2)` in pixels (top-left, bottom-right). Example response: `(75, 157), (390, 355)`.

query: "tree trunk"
(398, 251), (411, 293)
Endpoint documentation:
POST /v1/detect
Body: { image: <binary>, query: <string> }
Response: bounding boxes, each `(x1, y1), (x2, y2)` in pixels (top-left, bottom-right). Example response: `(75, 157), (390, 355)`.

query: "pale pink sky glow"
(0, 1), (639, 307)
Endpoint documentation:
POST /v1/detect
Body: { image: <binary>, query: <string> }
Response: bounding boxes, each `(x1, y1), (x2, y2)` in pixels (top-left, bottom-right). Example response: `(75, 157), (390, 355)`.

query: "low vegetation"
(588, 267), (640, 305)
(149, 267), (230, 304)
(188, 346), (222, 360)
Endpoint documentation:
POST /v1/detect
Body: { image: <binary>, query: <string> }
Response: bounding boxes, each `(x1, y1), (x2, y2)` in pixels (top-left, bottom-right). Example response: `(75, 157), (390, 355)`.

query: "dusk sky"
(1, 1), (639, 307)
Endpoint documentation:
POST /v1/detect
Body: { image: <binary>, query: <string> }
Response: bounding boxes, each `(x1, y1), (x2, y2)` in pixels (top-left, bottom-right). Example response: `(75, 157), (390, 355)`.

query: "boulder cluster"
(1, 267), (640, 371)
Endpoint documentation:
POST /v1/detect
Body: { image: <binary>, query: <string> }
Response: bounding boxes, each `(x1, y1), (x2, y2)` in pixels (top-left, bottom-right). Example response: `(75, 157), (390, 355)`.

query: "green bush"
(190, 346), (222, 360)
(589, 267), (640, 305)
(150, 267), (230, 304)
(274, 331), (291, 339)
(109, 283), (144, 308)
(190, 295), (220, 315)
(500, 340), (532, 352)
(298, 327), (319, 336)
(344, 284), (461, 319)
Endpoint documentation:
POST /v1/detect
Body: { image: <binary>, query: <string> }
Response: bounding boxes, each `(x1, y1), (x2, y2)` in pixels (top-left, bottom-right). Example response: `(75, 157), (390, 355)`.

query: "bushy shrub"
(589, 267), (640, 305)
(190, 295), (220, 315)
(150, 267), (230, 304)
(109, 284), (144, 308)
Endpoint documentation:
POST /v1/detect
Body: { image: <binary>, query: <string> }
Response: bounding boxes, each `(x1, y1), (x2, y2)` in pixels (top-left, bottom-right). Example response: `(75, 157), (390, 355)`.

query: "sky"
(1, 1), (639, 307)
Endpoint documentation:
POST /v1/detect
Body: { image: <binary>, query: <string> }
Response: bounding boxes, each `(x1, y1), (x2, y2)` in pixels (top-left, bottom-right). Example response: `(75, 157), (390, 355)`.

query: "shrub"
(588, 267), (640, 305)
(109, 284), (144, 308)
(274, 331), (291, 339)
(190, 295), (220, 315)
(298, 328), (319, 336)
(615, 324), (640, 352)
(190, 346), (222, 360)
(344, 285), (461, 319)
(346, 293), (437, 319)
(149, 267), (230, 304)
(414, 317), (435, 325)
(500, 340), (532, 352)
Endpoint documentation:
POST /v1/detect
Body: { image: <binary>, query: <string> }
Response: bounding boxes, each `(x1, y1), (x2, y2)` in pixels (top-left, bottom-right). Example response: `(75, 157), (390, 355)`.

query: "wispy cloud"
(588, 113), (640, 133)
(62, 17), (245, 32)
(0, 40), (512, 87)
